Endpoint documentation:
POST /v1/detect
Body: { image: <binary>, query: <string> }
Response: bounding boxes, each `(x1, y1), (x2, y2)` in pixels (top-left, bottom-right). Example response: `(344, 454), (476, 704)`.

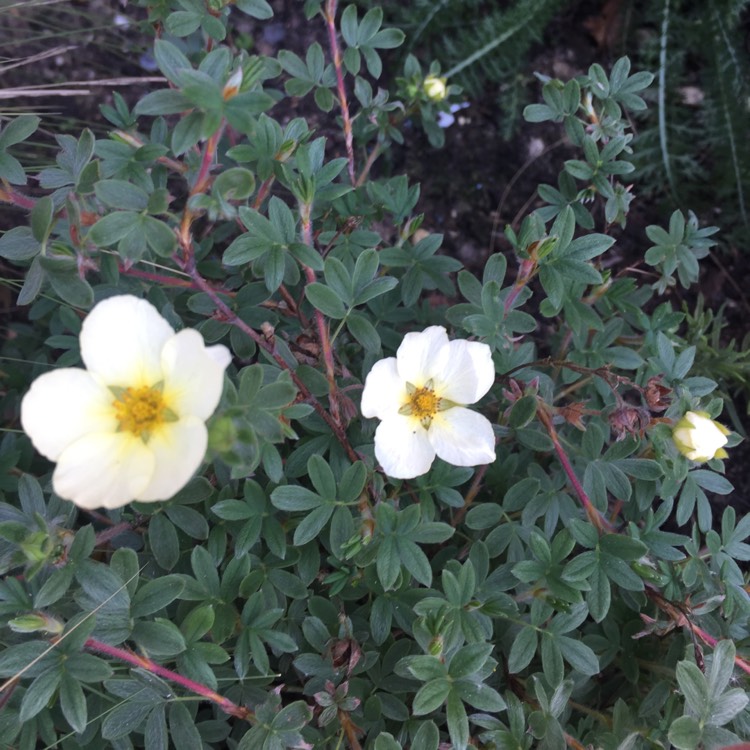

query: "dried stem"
(452, 463), (490, 527)
(324, 0), (356, 184)
(536, 403), (614, 532)
(84, 638), (254, 720)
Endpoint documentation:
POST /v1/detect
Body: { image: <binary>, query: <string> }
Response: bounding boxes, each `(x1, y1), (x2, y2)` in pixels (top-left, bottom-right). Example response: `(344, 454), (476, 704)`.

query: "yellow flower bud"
(672, 410), (730, 462)
(423, 75), (448, 102)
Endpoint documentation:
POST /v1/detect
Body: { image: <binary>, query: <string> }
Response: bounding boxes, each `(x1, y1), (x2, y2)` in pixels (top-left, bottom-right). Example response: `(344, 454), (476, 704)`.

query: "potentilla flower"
(672, 410), (730, 463)
(21, 295), (231, 509)
(360, 326), (496, 479)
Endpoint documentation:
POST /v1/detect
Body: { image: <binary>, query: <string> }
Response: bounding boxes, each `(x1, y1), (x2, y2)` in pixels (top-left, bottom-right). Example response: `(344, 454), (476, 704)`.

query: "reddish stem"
(324, 0), (356, 185)
(299, 202), (341, 425)
(503, 258), (536, 315)
(184, 258), (359, 464)
(84, 638), (254, 720)
(0, 185), (36, 210)
(94, 522), (132, 546)
(117, 264), (196, 289)
(536, 405), (614, 532)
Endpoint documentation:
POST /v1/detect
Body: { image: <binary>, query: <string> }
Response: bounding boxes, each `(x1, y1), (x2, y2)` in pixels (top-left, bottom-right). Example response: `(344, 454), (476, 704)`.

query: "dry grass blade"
(0, 77), (166, 99)
(0, 44), (77, 74)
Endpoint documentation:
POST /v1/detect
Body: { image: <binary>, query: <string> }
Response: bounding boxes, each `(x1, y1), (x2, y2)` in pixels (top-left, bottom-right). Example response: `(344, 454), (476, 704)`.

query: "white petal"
(161, 330), (230, 419)
(53, 432), (154, 509)
(361, 357), (407, 419)
(396, 326), (450, 387)
(435, 340), (495, 404)
(206, 343), (233, 369)
(21, 369), (117, 461)
(80, 295), (174, 387)
(374, 415), (435, 479)
(428, 407), (496, 467)
(136, 417), (208, 501)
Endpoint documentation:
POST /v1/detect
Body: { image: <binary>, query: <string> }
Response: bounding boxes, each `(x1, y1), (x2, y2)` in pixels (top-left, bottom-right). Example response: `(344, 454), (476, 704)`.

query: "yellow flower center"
(410, 387), (439, 419)
(399, 380), (451, 428)
(113, 385), (168, 436)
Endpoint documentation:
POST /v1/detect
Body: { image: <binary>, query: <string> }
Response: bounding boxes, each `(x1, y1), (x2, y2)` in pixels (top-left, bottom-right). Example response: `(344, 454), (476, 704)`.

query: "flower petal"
(161, 329), (230, 419)
(53, 432), (154, 509)
(428, 407), (496, 467)
(435, 340), (495, 404)
(136, 417), (208, 501)
(80, 295), (174, 387)
(396, 326), (450, 387)
(21, 368), (117, 461)
(361, 357), (406, 419)
(374, 415), (435, 479)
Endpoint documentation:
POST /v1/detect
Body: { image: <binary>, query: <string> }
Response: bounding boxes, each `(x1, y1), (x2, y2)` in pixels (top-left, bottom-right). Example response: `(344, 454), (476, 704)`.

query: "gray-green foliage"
(0, 2), (748, 749)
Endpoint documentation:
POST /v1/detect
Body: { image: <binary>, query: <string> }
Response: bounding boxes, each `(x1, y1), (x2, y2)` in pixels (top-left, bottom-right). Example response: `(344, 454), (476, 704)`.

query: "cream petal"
(52, 432), (154, 509)
(428, 407), (496, 467)
(361, 357), (407, 419)
(80, 295), (174, 387)
(20, 369), (117, 461)
(136, 417), (208, 501)
(396, 326), (450, 387)
(160, 329), (230, 419)
(374, 414), (435, 479)
(435, 340), (495, 404)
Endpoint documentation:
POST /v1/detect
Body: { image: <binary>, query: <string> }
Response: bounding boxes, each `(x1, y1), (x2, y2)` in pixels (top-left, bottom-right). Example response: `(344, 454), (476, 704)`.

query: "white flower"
(672, 410), (729, 463)
(361, 326), (496, 479)
(21, 295), (231, 509)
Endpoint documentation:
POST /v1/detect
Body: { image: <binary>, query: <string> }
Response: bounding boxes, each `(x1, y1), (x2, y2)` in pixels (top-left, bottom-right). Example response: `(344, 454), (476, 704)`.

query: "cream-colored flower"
(361, 326), (496, 479)
(672, 410), (730, 463)
(21, 295), (231, 509)
(423, 75), (448, 101)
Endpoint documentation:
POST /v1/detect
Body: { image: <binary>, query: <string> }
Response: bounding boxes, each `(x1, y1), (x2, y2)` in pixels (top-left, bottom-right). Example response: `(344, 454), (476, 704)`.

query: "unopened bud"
(423, 75), (448, 102)
(223, 68), (243, 100)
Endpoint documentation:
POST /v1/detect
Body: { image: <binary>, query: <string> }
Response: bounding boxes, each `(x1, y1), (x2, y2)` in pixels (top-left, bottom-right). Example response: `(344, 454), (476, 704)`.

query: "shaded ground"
(1, 0), (748, 504)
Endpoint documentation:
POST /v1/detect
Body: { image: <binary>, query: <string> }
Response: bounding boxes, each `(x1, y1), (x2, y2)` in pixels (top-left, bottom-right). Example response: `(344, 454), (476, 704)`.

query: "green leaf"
(508, 626), (538, 673)
(449, 642), (493, 680)
(293, 504), (334, 545)
(675, 660), (708, 715)
(30, 196), (54, 243)
(305, 282), (347, 318)
(558, 636), (599, 675)
(347, 312), (380, 351)
(59, 672), (87, 733)
(95, 179), (149, 210)
(89, 211), (139, 246)
(20, 667), (62, 721)
(412, 678), (451, 715)
(0, 226), (39, 260)
(377, 536), (400, 590)
(271, 485), (321, 511)
(445, 691), (469, 750)
(149, 514), (180, 570)
(168, 702), (203, 750)
(0, 115), (40, 149)
(668, 716), (702, 750)
(131, 576), (185, 618)
(153, 39), (193, 85)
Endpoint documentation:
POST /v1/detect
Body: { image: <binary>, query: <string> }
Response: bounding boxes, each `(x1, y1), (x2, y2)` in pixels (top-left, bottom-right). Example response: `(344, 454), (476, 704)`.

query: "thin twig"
(536, 404), (614, 532)
(84, 638), (254, 720)
(324, 0), (356, 184)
